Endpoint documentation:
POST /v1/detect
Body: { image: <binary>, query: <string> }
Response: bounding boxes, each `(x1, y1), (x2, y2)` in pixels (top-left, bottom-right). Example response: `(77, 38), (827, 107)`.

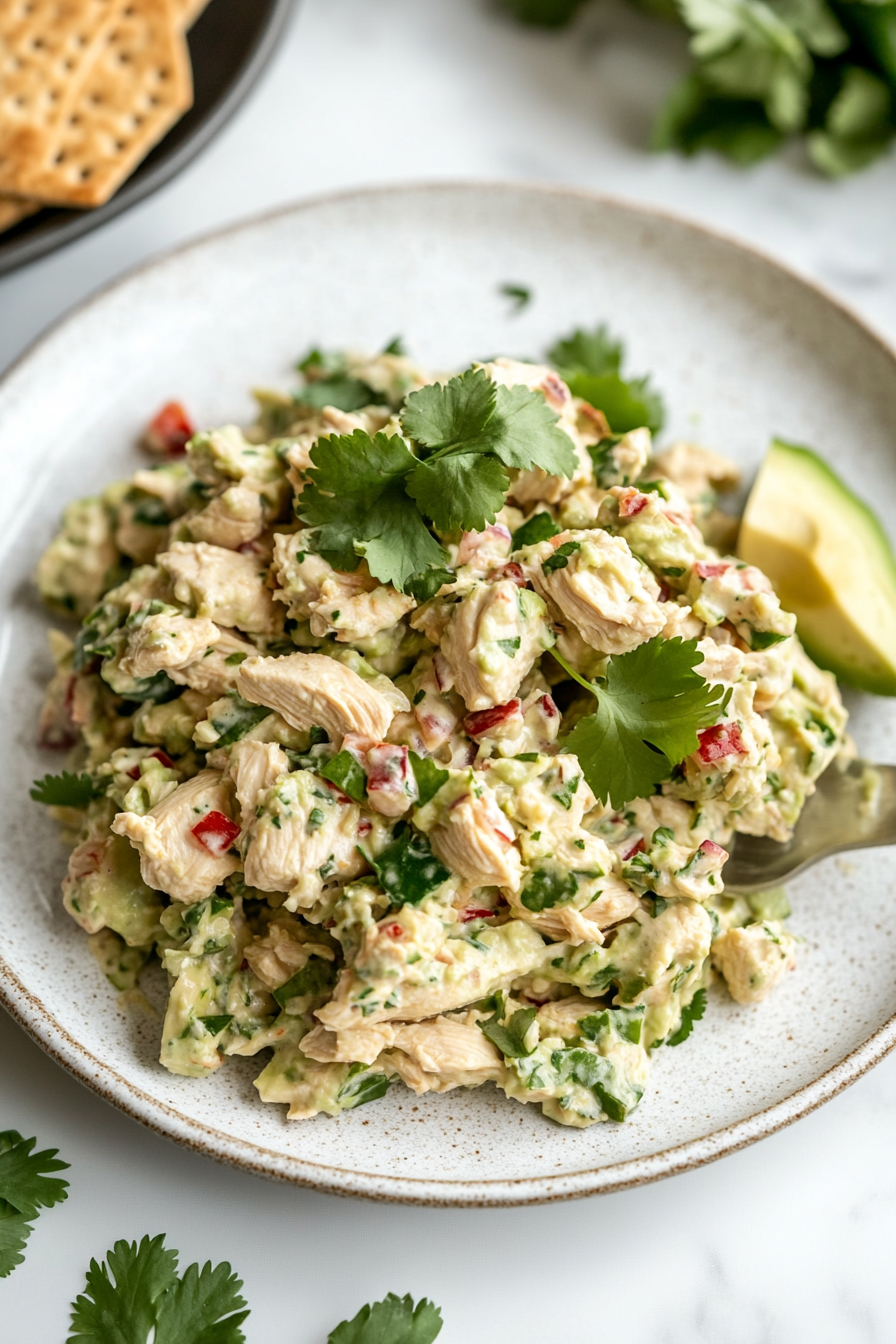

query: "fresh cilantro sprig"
(299, 367), (576, 592)
(556, 638), (729, 808)
(547, 325), (665, 435)
(30, 771), (102, 808)
(68, 1234), (249, 1344)
(329, 1293), (443, 1344)
(506, 0), (896, 176)
(0, 1130), (69, 1277)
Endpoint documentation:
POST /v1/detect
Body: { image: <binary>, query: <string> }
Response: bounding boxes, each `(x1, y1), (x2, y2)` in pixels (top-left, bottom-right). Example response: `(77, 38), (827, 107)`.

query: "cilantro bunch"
(556, 637), (729, 808)
(506, 0), (896, 175)
(298, 366), (577, 594)
(547, 326), (665, 435)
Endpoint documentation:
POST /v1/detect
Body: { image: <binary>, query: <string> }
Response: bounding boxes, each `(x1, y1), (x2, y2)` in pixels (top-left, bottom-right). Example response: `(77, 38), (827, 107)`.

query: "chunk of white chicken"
(687, 560), (796, 649)
(241, 768), (367, 909)
(383, 1016), (505, 1094)
(237, 651), (394, 744)
(598, 486), (709, 581)
(158, 542), (283, 634)
(301, 1021), (399, 1067)
(526, 529), (664, 655)
(271, 535), (414, 641)
(166, 627), (258, 698)
(414, 769), (523, 892)
(507, 864), (640, 945)
(439, 579), (554, 712)
(227, 739), (289, 827)
(651, 441), (741, 500)
(112, 769), (240, 902)
(242, 916), (335, 992)
(315, 908), (551, 1030)
(119, 612), (220, 680)
(712, 920), (796, 1004)
(187, 483), (266, 550)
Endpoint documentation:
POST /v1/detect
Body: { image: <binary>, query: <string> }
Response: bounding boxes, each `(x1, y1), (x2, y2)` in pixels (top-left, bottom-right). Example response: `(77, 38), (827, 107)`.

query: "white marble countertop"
(3, 1), (896, 1338)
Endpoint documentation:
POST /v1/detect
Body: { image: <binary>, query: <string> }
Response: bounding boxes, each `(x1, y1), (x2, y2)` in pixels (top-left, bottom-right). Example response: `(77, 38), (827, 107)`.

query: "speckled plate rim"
(3, 180), (896, 1206)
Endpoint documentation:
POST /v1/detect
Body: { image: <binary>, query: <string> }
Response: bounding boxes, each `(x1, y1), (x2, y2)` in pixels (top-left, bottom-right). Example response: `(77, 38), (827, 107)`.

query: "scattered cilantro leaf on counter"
(557, 638), (729, 808)
(365, 825), (451, 905)
(499, 282), (532, 310)
(666, 987), (708, 1047)
(30, 771), (101, 808)
(548, 324), (665, 435)
(67, 1234), (249, 1344)
(478, 993), (537, 1058)
(409, 753), (450, 808)
(0, 1130), (69, 1278)
(329, 1293), (443, 1344)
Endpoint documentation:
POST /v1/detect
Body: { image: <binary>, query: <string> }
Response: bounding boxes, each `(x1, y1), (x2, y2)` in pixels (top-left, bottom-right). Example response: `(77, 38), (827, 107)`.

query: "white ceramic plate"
(3, 183), (896, 1206)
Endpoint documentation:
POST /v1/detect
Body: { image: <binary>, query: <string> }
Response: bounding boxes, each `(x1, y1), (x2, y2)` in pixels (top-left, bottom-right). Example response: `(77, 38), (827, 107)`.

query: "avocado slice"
(738, 438), (896, 695)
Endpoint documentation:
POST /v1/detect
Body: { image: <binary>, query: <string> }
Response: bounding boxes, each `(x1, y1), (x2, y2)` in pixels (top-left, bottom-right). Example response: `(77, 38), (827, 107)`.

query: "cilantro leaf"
(652, 74), (784, 165)
(499, 282), (532, 310)
(490, 383), (577, 475)
(478, 994), (537, 1058)
(0, 1130), (69, 1278)
(401, 369), (495, 452)
(153, 1259), (249, 1344)
(548, 325), (665, 434)
(329, 1294), (443, 1344)
(667, 987), (708, 1047)
(320, 749), (368, 802)
(365, 825), (451, 905)
(295, 378), (380, 414)
(407, 453), (509, 533)
(511, 511), (560, 549)
(382, 336), (406, 356)
(409, 753), (449, 808)
(504, 0), (585, 25)
(402, 368), (577, 487)
(404, 567), (455, 603)
(520, 865), (578, 912)
(808, 66), (894, 177)
(548, 325), (622, 378)
(30, 771), (100, 808)
(272, 957), (338, 1008)
(300, 431), (447, 589)
(69, 1235), (178, 1343)
(336, 1065), (392, 1110)
(559, 638), (728, 808)
(578, 1006), (644, 1046)
(68, 1235), (248, 1344)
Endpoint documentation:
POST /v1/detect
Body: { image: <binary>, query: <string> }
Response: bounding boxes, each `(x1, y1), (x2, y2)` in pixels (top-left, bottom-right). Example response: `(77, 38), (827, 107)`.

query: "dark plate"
(0, 0), (295, 277)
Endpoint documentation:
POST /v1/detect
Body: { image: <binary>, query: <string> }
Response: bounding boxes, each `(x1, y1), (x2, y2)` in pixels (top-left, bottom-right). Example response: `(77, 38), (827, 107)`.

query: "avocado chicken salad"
(31, 333), (849, 1129)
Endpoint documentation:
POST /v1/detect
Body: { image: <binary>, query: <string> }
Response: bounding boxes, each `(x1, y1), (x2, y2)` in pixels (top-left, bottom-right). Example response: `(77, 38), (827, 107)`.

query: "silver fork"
(722, 759), (896, 893)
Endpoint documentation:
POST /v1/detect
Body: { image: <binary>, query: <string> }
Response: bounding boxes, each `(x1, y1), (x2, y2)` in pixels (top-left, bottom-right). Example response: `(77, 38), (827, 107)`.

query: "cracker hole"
(79, 167), (93, 181)
(53, 150), (67, 164)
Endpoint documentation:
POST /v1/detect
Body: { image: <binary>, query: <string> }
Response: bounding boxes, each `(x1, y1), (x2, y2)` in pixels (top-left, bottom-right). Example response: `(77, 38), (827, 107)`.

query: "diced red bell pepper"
(127, 748), (176, 780)
(460, 907), (494, 923)
(617, 488), (649, 518)
(698, 838), (728, 860)
(383, 922), (404, 939)
(695, 561), (731, 580)
(620, 836), (646, 861)
(538, 693), (558, 720)
(191, 810), (240, 856)
(144, 401), (195, 457)
(463, 699), (522, 740)
(697, 723), (746, 764)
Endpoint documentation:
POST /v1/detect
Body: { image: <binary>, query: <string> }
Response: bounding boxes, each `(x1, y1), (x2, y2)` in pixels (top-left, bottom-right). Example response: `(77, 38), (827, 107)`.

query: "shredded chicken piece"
(237, 651), (394, 743)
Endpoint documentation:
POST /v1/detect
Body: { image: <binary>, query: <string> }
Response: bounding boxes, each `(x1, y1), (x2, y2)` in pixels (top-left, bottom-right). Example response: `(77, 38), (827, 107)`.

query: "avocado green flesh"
(739, 439), (896, 696)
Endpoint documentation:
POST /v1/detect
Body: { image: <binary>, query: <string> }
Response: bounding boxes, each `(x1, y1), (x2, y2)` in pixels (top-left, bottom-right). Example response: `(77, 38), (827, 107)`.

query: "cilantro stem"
(550, 647), (601, 697)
